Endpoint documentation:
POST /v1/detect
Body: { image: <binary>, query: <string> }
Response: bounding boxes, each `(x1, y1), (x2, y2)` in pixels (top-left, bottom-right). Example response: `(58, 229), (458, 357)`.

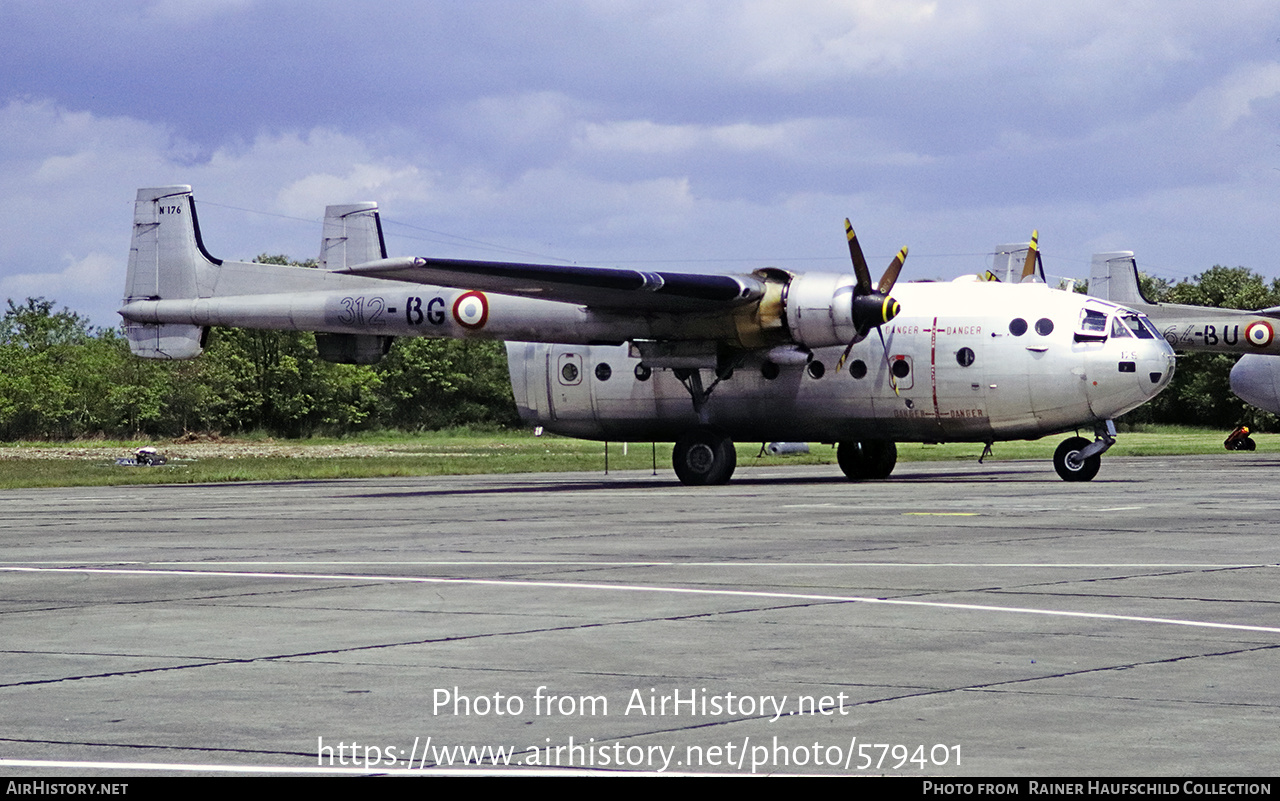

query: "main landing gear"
(837, 440), (897, 481)
(672, 426), (737, 485)
(667, 359), (743, 486)
(1052, 421), (1117, 482)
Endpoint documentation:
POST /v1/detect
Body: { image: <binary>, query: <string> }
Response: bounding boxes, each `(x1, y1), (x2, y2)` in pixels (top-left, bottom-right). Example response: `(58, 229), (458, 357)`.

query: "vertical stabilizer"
(1088, 252), (1152, 306)
(991, 240), (1044, 284)
(319, 202), (386, 270)
(122, 186), (219, 358)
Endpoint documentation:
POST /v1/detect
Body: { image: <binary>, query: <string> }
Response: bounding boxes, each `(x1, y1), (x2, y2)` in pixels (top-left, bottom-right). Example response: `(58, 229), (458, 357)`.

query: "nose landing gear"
(1053, 421), (1116, 482)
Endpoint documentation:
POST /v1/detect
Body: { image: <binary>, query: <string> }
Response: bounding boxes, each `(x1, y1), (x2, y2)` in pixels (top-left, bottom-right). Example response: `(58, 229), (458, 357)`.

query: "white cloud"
(277, 164), (431, 218)
(0, 102), (439, 323)
(0, 252), (118, 316)
(736, 0), (940, 79)
(1197, 61), (1280, 130)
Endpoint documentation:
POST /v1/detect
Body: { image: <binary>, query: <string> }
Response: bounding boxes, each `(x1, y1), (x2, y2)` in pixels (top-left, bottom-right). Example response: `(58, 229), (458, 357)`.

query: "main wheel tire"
(837, 440), (897, 481)
(673, 428), (737, 485)
(1053, 436), (1101, 482)
(866, 440), (897, 479)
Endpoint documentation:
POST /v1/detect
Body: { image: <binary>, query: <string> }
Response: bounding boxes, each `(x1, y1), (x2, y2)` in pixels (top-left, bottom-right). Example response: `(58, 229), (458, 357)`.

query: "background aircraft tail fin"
(991, 239), (1045, 283)
(1088, 252), (1153, 306)
(319, 202), (386, 269)
(122, 186), (220, 359)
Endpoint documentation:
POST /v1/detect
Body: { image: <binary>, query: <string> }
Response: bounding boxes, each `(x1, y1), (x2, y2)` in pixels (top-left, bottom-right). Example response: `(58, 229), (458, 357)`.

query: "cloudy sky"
(4, 0), (1280, 325)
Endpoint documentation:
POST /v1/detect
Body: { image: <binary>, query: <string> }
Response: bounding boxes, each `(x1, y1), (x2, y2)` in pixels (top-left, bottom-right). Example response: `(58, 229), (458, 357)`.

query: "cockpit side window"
(1080, 308), (1108, 333)
(1110, 316), (1133, 338)
(1074, 307), (1110, 342)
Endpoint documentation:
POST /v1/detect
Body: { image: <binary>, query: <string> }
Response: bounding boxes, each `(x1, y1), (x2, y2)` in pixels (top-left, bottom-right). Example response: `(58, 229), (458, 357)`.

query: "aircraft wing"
(340, 257), (765, 313)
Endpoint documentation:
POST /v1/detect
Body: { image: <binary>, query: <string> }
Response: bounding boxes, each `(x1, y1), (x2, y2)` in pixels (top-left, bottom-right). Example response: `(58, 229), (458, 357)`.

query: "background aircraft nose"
(1230, 354), (1280, 412)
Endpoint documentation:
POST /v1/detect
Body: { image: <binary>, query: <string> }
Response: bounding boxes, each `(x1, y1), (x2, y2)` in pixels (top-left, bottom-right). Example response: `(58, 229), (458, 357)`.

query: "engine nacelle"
(1230, 354), (1280, 413)
(783, 272), (857, 349)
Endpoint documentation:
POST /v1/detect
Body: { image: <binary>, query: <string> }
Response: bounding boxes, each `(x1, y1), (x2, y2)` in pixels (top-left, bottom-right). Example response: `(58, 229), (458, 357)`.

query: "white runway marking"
(5, 565), (1279, 636)
(5, 560), (1275, 568)
(0, 757), (628, 776)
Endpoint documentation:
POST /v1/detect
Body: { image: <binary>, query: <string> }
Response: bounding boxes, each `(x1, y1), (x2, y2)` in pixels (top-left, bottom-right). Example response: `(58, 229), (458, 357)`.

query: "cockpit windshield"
(1121, 313), (1157, 339)
(1075, 307), (1162, 344)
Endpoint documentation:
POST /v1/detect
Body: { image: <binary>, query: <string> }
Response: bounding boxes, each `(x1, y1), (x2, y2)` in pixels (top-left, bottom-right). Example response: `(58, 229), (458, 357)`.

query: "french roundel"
(452, 291), (489, 329)
(1245, 320), (1273, 348)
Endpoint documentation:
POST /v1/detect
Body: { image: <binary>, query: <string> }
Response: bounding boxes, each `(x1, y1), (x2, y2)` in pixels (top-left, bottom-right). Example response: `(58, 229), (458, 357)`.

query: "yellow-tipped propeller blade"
(1021, 229), (1040, 281)
(845, 218), (873, 295)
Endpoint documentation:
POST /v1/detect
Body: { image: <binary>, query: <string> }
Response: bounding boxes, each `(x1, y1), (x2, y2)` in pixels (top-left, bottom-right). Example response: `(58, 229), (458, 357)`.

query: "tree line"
(0, 263), (1275, 441)
(0, 296), (517, 441)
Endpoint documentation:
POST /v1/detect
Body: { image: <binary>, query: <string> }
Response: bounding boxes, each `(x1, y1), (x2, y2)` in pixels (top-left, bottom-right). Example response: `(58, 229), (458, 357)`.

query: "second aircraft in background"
(1089, 253), (1280, 414)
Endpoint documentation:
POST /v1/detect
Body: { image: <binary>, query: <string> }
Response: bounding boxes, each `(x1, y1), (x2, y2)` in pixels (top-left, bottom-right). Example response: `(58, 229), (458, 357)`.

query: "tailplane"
(122, 186), (219, 359)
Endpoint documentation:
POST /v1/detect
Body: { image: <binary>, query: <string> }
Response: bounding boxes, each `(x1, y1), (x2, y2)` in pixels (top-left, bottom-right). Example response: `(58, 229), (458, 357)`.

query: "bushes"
(0, 298), (515, 439)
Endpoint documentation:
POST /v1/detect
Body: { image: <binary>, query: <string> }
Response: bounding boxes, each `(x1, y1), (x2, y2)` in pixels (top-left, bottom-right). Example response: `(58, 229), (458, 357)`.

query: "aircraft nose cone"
(1141, 345), (1177, 397)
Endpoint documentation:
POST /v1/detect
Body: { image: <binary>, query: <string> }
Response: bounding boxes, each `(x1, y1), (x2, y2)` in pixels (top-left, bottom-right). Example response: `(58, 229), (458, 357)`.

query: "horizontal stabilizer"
(125, 322), (206, 360)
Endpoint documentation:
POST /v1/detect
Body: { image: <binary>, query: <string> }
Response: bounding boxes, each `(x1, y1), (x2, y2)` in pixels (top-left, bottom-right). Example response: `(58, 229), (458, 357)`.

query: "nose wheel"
(1052, 422), (1117, 482)
(1053, 436), (1102, 481)
(673, 427), (737, 485)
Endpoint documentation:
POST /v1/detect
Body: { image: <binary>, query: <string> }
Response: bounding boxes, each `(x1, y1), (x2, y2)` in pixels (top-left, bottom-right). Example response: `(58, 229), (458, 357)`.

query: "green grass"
(0, 426), (1260, 489)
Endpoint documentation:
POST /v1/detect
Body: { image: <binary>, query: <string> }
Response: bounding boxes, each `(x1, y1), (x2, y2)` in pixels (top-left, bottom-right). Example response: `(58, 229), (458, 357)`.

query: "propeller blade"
(878, 246), (908, 295)
(837, 219), (907, 375)
(1021, 229), (1039, 281)
(877, 326), (900, 397)
(836, 339), (856, 373)
(845, 218), (873, 295)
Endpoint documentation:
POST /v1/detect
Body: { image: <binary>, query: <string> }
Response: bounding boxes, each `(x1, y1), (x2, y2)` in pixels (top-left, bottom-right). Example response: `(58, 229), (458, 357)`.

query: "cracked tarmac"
(1, 454), (1278, 775)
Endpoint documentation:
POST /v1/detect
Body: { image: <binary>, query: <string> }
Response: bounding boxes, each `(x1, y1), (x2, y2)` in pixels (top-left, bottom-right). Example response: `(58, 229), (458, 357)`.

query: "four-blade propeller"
(836, 219), (907, 373)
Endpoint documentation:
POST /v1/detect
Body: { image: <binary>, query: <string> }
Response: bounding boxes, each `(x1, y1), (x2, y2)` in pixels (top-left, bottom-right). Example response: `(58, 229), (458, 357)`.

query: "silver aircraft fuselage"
(506, 281), (1174, 444)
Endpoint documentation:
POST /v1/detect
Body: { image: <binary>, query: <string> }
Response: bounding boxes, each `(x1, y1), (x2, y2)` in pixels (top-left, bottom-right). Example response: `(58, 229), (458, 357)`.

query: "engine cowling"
(783, 272), (858, 349)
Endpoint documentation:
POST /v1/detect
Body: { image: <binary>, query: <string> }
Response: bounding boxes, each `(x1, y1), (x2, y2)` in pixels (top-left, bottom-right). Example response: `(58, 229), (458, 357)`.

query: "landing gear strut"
(1052, 421), (1116, 482)
(673, 427), (737, 485)
(671, 352), (743, 419)
(837, 440), (897, 481)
